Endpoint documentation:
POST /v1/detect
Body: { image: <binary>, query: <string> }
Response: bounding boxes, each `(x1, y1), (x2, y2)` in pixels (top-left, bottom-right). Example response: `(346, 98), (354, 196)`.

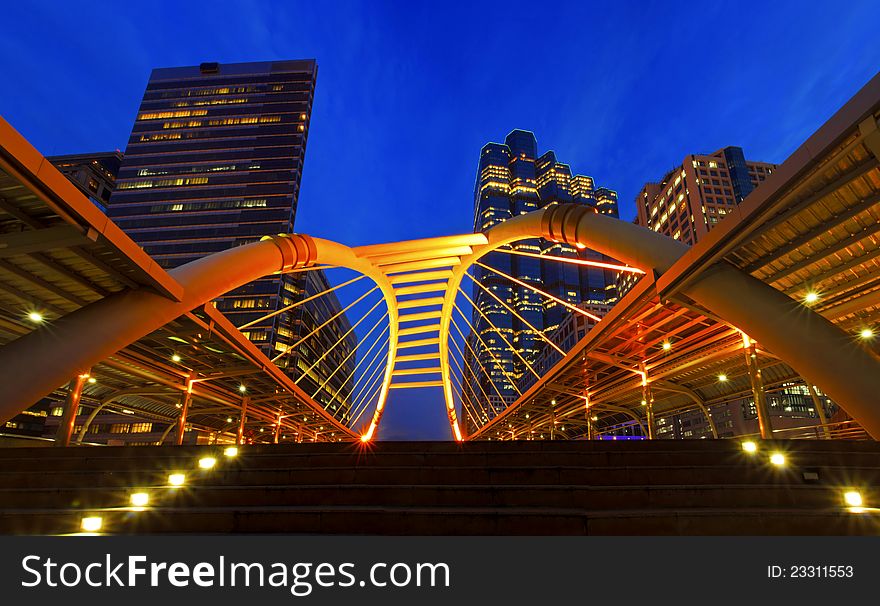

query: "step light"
(80, 516), (103, 532)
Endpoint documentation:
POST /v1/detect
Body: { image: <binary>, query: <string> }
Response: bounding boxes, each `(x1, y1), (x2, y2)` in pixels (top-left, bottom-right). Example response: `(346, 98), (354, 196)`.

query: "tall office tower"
(636, 146), (775, 242)
(464, 130), (619, 430)
(108, 60), (354, 420)
(47, 151), (123, 212)
(617, 146), (777, 298)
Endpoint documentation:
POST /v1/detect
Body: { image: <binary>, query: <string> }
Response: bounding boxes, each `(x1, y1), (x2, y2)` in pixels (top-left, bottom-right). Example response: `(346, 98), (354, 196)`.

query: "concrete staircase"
(0, 440), (878, 534)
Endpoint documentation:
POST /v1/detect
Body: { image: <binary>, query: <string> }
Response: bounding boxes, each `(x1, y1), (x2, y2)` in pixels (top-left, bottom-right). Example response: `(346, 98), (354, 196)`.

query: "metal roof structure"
(0, 71), (878, 446)
(0, 118), (357, 443)
(468, 72), (880, 441)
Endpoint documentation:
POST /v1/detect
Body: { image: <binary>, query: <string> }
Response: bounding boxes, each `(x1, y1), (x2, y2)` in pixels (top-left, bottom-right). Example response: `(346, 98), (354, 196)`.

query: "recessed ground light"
(168, 473), (186, 486)
(844, 491), (863, 507)
(130, 492), (149, 507)
(770, 453), (785, 467)
(81, 516), (103, 532)
(223, 447), (238, 457)
(198, 457), (216, 470)
(742, 441), (757, 453)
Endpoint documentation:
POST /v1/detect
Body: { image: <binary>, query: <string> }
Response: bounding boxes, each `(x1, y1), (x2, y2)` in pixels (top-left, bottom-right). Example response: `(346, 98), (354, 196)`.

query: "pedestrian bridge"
(0, 73), (879, 445)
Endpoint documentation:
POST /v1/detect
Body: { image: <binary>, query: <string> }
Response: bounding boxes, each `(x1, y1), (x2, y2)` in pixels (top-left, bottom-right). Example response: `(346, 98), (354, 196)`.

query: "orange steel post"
(237, 397), (249, 446)
(584, 394), (593, 441)
(175, 373), (194, 446)
(55, 371), (90, 447)
(273, 412), (282, 444)
(742, 335), (773, 439)
(808, 385), (832, 439)
(640, 363), (655, 440)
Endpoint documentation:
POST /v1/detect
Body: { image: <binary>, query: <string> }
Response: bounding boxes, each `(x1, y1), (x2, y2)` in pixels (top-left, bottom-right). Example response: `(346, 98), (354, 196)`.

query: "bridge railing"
(739, 420), (871, 441)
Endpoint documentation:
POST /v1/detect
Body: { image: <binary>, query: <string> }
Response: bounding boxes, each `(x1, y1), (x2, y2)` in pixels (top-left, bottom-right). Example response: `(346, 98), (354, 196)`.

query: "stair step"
(0, 506), (876, 535)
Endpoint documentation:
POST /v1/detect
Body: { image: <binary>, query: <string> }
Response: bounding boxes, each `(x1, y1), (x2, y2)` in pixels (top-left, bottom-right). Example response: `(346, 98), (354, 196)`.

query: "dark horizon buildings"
(463, 130), (620, 432)
(106, 59), (355, 423)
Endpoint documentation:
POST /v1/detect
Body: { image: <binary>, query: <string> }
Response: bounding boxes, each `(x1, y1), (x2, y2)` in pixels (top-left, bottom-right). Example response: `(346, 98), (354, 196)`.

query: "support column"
(55, 371), (90, 447)
(273, 411), (282, 444)
(175, 373), (194, 446)
(584, 394), (593, 441)
(237, 397), (249, 446)
(640, 363), (655, 440)
(742, 334), (772, 439)
(808, 384), (832, 439)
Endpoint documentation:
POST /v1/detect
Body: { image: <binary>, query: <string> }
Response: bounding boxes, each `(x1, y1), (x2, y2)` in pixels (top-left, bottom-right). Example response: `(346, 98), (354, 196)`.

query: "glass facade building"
(464, 130), (619, 430)
(108, 60), (354, 420)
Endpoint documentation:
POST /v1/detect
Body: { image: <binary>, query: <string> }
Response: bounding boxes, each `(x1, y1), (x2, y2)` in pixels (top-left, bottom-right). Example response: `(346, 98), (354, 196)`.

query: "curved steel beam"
(653, 380), (718, 439)
(75, 387), (173, 444)
(309, 238), (399, 441)
(157, 421), (176, 446)
(592, 403), (648, 437)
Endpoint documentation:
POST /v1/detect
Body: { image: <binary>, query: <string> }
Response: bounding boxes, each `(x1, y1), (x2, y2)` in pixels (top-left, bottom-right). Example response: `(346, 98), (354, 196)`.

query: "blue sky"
(1, 1), (878, 439)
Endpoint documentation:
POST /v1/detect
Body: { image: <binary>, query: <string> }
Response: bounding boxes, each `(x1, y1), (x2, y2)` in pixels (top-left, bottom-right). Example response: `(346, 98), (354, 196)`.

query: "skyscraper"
(108, 60), (354, 419)
(464, 130), (619, 429)
(618, 146), (776, 297)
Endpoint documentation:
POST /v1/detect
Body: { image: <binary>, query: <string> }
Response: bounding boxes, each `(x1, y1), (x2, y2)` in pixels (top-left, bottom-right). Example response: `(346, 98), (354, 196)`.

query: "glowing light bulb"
(80, 517), (103, 532)
(844, 491), (863, 507)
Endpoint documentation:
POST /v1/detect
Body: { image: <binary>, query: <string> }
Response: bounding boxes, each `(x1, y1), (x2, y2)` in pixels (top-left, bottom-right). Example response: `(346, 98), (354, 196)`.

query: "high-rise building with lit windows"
(635, 146), (775, 243)
(108, 60), (354, 420)
(463, 130), (619, 431)
(617, 146), (777, 298)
